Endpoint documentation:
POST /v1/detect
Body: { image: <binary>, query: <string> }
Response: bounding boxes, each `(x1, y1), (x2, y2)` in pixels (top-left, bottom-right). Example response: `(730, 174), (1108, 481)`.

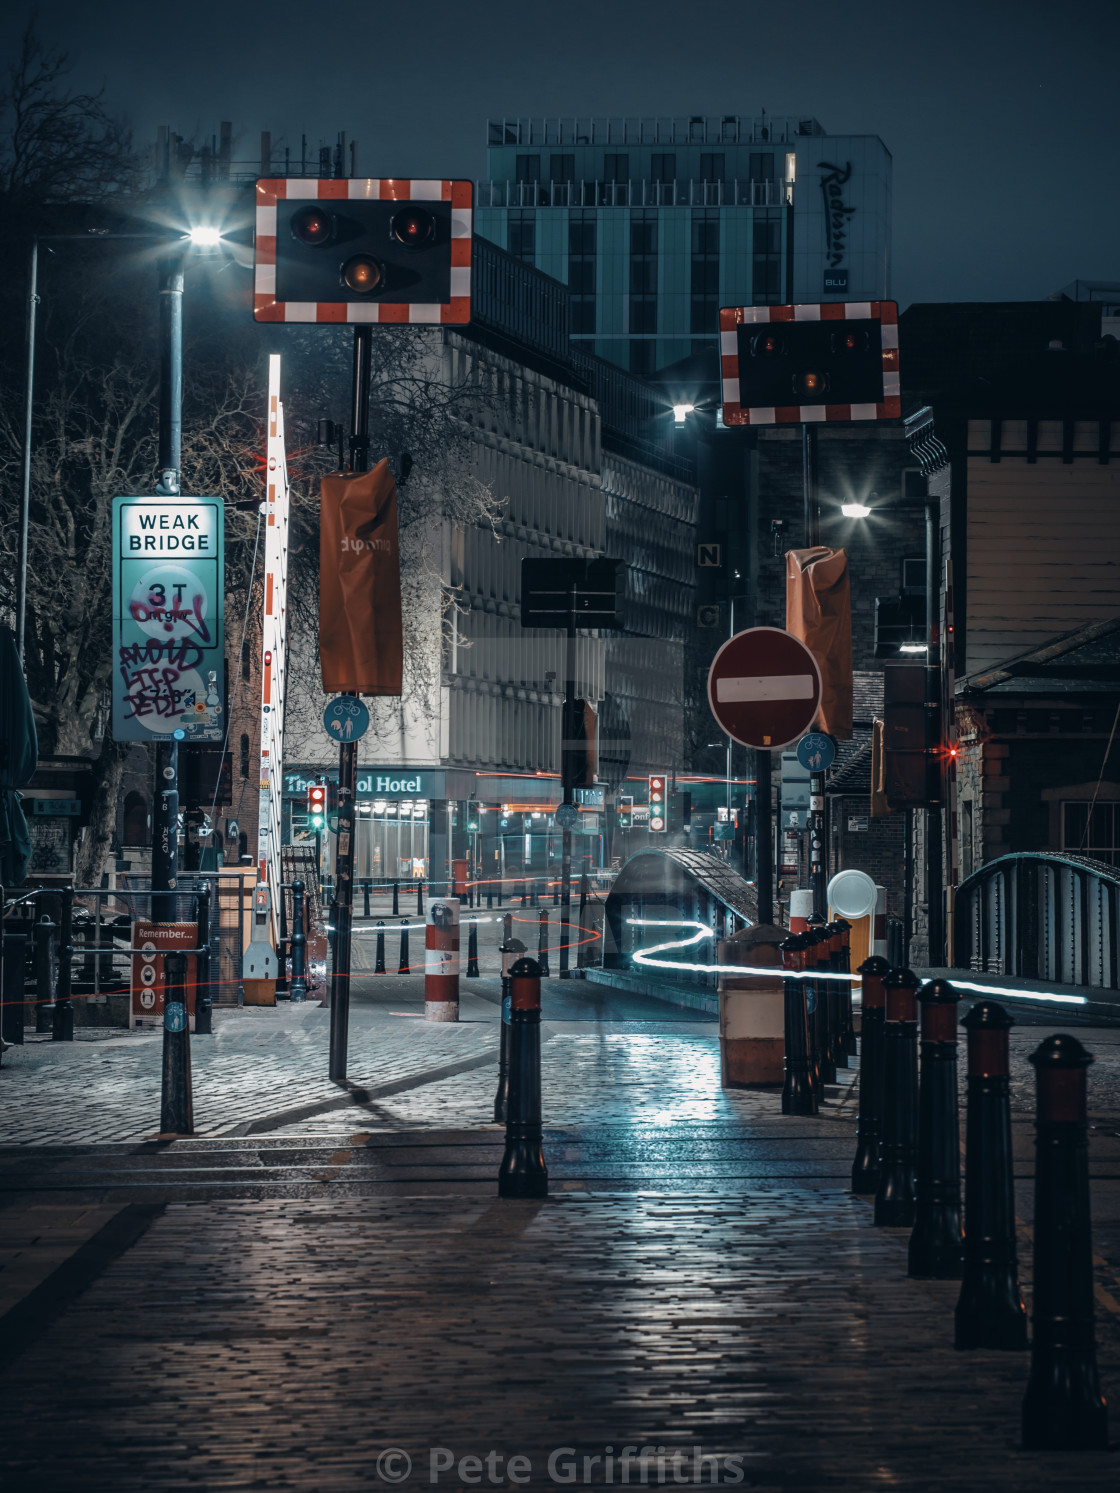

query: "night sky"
(7, 0), (1118, 308)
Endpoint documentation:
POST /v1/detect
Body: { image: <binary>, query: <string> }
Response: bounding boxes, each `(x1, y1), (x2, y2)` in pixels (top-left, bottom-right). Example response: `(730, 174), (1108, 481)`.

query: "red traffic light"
(752, 330), (786, 358)
(290, 205), (334, 245)
(391, 207), (435, 247)
(794, 369), (829, 399)
(341, 255), (384, 294)
(832, 328), (870, 353)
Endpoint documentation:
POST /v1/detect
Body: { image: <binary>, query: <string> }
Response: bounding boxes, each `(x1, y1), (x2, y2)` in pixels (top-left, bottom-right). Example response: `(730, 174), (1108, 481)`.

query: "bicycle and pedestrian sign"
(323, 696), (370, 742)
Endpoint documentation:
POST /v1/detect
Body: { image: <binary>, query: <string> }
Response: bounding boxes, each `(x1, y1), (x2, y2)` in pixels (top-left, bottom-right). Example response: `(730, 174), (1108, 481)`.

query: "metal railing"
(477, 178), (791, 209)
(954, 852), (1120, 990)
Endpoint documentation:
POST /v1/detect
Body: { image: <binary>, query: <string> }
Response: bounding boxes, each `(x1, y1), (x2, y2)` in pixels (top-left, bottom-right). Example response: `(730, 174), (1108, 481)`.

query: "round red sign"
(707, 627), (822, 750)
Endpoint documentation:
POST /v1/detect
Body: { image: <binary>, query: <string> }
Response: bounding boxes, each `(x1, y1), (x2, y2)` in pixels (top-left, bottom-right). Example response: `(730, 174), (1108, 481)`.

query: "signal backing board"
(719, 301), (900, 426)
(254, 177), (472, 324)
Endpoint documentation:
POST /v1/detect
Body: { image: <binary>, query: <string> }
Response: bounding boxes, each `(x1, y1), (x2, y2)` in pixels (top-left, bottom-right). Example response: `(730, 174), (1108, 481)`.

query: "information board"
(111, 496), (225, 743)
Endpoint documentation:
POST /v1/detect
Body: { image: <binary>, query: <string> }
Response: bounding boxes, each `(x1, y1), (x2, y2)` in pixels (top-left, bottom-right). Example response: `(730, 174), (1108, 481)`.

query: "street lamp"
(672, 402), (695, 425)
(841, 502), (872, 518)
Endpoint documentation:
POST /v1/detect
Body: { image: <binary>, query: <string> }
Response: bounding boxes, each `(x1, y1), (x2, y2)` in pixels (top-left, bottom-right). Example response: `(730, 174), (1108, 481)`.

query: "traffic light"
(719, 302), (900, 425)
(648, 775), (666, 833)
(466, 799), (480, 833)
(618, 795), (633, 830)
(306, 781), (326, 828)
(254, 178), (473, 324)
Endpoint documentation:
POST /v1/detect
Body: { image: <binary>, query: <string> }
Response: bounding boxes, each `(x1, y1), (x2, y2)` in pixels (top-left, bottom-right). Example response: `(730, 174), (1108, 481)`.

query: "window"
(749, 151), (775, 181)
(515, 154), (540, 183)
(630, 341), (655, 375)
(603, 153), (629, 182)
(1062, 802), (1120, 867)
(508, 210), (536, 263)
(550, 153), (575, 183)
(699, 153), (725, 183)
(650, 153), (676, 183)
(752, 210), (782, 303)
(239, 733), (250, 779)
(629, 207), (658, 351)
(690, 208), (719, 336)
(568, 211), (596, 336)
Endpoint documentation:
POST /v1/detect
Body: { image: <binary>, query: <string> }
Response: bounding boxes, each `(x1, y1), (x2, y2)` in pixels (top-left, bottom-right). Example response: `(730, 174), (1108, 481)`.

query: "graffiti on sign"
(112, 497), (225, 743)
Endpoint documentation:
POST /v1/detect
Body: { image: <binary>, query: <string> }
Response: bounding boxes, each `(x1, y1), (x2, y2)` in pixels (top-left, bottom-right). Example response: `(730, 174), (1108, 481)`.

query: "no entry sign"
(707, 627), (822, 750)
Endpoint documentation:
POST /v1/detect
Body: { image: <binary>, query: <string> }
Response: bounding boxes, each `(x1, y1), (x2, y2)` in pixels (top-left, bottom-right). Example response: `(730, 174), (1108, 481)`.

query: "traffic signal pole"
(327, 325), (372, 1081)
(558, 586), (577, 979)
(925, 500), (943, 964)
(151, 254), (184, 923)
(802, 422), (828, 917)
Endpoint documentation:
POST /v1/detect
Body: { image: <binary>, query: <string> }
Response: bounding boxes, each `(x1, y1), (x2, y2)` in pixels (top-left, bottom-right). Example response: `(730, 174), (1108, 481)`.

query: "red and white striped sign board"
(719, 301), (900, 426)
(254, 177), (472, 324)
(707, 627), (823, 750)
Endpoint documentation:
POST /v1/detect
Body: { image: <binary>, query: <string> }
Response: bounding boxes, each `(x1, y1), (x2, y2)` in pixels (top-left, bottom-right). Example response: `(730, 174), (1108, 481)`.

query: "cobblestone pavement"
(3, 976), (1120, 1489)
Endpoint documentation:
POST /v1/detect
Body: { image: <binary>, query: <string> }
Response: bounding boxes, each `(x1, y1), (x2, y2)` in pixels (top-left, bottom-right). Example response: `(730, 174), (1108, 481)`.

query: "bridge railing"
(954, 851), (1119, 990)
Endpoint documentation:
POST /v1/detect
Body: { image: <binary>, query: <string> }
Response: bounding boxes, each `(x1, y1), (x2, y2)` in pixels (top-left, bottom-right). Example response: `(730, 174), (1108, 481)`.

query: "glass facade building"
(477, 115), (892, 373)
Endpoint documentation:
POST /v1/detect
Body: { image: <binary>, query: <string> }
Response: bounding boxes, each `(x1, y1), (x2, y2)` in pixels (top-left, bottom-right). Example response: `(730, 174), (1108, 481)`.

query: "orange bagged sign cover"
(319, 460), (403, 695)
(785, 546), (852, 739)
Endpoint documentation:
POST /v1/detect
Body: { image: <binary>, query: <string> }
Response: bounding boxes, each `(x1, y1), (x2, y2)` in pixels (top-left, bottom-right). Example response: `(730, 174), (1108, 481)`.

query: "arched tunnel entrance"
(601, 849), (758, 983)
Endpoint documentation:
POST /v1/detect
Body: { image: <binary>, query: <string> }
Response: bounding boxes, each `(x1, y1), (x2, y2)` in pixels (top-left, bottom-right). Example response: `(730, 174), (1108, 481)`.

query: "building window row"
(690, 207), (720, 342)
(568, 210), (597, 335)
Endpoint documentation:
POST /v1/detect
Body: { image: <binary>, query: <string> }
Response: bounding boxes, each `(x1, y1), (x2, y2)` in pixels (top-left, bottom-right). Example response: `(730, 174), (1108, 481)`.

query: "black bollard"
(194, 883), (213, 1036)
(826, 922), (848, 1070)
(503, 912), (512, 945)
(1022, 1034), (1108, 1449)
(909, 978), (964, 1278)
(498, 955), (548, 1198)
(808, 924), (835, 1087)
(159, 951), (194, 1135)
(780, 934), (815, 1115)
(530, 879), (539, 908)
(392, 880), (399, 917)
(834, 918), (858, 1059)
(955, 1001), (1028, 1350)
(486, 885), (493, 910)
(416, 879), (424, 917)
(289, 880), (307, 1002)
(398, 920), (411, 975)
(34, 911), (55, 1034)
(362, 880), (371, 918)
(493, 937), (525, 1122)
(51, 888), (74, 1042)
(537, 909), (550, 977)
(874, 966), (920, 1227)
(466, 920), (480, 977)
(375, 920), (386, 974)
(851, 955), (890, 1194)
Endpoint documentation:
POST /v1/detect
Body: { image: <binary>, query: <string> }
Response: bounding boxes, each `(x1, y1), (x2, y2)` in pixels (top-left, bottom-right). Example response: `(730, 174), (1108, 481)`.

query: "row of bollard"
(838, 960), (1108, 1451)
(778, 918), (855, 1115)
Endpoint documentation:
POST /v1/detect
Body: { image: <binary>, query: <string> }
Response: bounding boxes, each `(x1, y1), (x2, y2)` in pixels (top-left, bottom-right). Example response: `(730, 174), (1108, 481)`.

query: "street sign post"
(707, 627), (822, 751)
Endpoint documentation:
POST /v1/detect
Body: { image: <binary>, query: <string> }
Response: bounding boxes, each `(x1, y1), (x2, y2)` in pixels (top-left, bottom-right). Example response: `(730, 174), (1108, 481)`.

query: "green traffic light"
(311, 814), (324, 828)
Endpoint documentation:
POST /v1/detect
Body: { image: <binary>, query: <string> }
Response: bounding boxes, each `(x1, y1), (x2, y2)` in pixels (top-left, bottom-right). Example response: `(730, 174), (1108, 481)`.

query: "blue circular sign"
(323, 695), (370, 743)
(796, 732), (836, 772)
(164, 1001), (187, 1033)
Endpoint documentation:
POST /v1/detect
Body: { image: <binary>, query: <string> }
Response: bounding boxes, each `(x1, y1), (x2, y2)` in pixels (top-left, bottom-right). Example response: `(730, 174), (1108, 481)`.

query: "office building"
(476, 115), (891, 373)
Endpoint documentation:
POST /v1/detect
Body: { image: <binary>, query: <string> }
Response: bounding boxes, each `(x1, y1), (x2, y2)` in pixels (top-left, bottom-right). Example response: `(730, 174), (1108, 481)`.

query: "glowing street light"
(841, 502), (873, 518)
(187, 225), (223, 248)
(672, 403), (695, 425)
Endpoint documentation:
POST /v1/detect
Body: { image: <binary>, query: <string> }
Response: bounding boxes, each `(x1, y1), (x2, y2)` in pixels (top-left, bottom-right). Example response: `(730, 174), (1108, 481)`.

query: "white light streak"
(951, 978), (1087, 1007)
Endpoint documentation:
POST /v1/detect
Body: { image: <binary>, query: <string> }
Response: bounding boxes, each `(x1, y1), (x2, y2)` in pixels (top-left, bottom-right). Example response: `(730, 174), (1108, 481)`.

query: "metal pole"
(328, 325), (372, 1081)
(559, 586), (577, 978)
(151, 254), (184, 926)
(755, 749), (773, 925)
(925, 500), (943, 964)
(17, 238), (39, 665)
(802, 423), (820, 548)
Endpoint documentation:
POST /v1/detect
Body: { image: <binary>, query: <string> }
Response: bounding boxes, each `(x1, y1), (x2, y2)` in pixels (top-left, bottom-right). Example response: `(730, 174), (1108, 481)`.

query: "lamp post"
(840, 494), (946, 964)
